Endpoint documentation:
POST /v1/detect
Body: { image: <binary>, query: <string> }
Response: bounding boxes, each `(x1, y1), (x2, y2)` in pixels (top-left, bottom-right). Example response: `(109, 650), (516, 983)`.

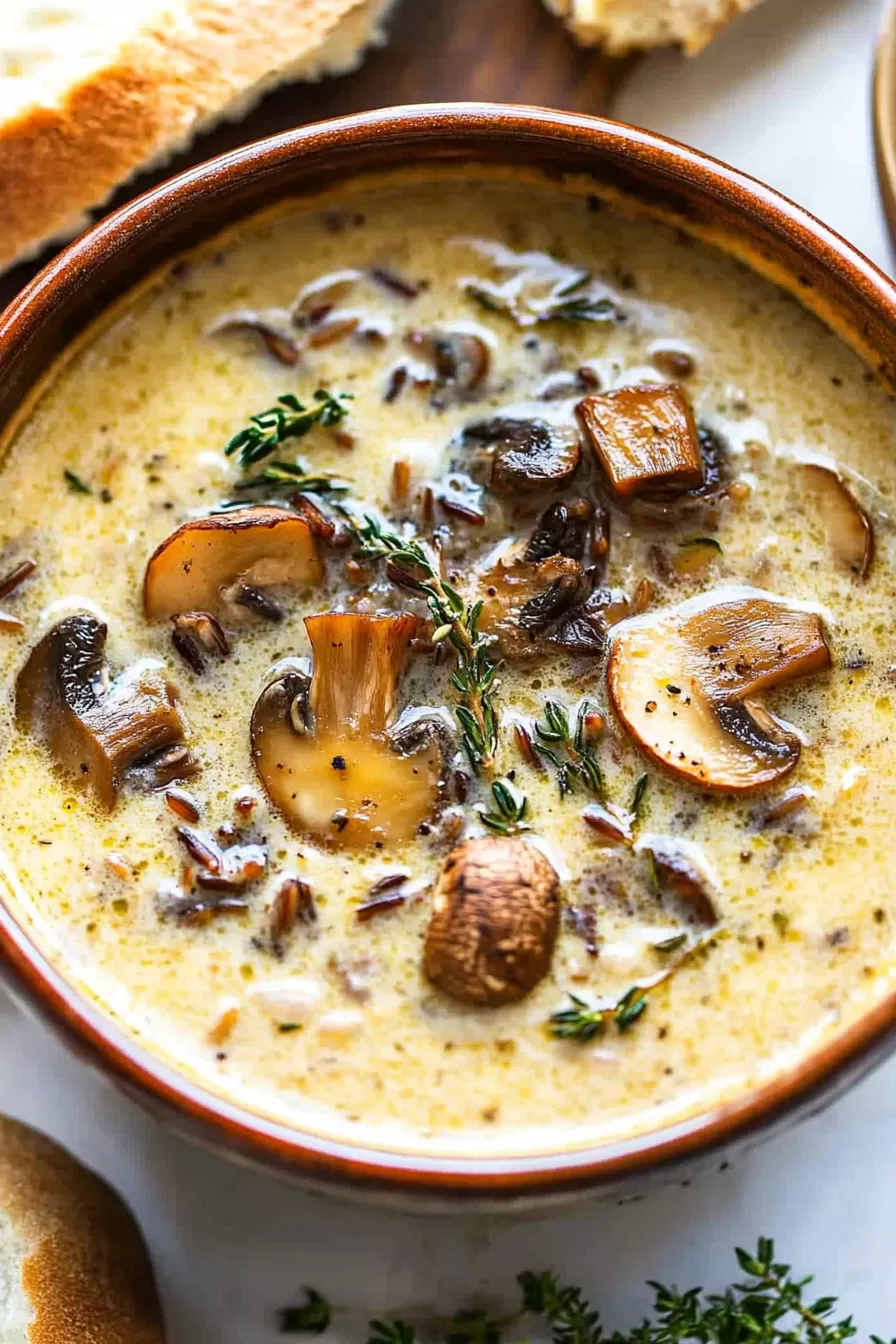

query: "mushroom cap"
(424, 837), (561, 1006)
(577, 383), (704, 500)
(478, 551), (588, 659)
(607, 587), (831, 793)
(143, 506), (321, 623)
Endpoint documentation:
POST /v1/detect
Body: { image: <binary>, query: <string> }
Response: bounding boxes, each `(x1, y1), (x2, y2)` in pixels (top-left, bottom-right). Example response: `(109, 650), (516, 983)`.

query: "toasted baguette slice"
(0, 0), (396, 273)
(0, 1115), (163, 1343)
(542, 0), (763, 53)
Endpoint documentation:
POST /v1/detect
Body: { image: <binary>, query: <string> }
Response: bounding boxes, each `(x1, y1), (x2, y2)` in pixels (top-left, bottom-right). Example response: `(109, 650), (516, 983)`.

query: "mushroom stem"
(251, 613), (442, 849)
(305, 612), (419, 735)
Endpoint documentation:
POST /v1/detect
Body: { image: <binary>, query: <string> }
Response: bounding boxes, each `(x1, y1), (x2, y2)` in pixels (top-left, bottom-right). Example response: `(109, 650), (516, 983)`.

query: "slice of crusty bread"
(0, 1115), (163, 1343)
(0, 0), (396, 274)
(542, 0), (763, 53)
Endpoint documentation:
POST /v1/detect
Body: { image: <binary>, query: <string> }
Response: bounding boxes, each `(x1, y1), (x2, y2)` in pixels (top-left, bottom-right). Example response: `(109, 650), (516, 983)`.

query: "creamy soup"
(0, 172), (894, 1159)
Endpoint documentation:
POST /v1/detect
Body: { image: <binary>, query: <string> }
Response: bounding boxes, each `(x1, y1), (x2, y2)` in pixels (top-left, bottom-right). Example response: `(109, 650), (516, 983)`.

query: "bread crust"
(542, 0), (762, 53)
(0, 1116), (162, 1343)
(0, 0), (390, 272)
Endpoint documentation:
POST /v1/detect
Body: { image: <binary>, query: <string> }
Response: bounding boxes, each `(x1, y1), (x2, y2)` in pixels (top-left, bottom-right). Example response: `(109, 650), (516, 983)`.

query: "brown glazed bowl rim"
(2, 103), (896, 1204)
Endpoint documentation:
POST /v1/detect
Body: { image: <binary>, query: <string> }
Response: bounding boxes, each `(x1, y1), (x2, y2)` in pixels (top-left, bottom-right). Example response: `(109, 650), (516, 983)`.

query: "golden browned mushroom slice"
(577, 383), (704, 500)
(607, 588), (832, 792)
(143, 506), (322, 625)
(16, 614), (187, 807)
(477, 551), (589, 658)
(251, 613), (442, 849)
(800, 463), (874, 578)
(424, 836), (561, 1006)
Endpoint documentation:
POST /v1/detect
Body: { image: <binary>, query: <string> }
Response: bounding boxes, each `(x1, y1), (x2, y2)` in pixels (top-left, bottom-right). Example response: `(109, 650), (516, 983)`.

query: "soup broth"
(1, 172), (894, 1158)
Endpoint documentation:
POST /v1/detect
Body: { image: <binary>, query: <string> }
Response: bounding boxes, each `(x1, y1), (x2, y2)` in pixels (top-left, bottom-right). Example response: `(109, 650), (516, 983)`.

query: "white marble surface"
(3, 1), (896, 1338)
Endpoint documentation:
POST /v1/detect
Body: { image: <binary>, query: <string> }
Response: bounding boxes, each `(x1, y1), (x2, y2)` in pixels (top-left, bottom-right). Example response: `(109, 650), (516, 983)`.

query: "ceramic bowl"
(1, 105), (895, 1209)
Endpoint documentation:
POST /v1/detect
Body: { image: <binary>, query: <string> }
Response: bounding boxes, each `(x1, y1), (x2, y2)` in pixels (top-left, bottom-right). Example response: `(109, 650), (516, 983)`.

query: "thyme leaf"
(630, 773), (649, 820)
(278, 1289), (332, 1334)
(368, 1322), (416, 1344)
(480, 777), (527, 835)
(465, 283), (617, 328)
(533, 700), (603, 799)
(550, 929), (717, 1042)
(63, 468), (92, 494)
(225, 390), (352, 470)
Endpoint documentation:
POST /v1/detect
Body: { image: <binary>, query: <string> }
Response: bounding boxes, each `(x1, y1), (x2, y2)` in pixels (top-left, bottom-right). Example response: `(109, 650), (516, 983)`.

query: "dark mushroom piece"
(548, 586), (632, 656)
(207, 311), (300, 366)
(251, 612), (442, 849)
(608, 588), (832, 792)
(477, 552), (589, 659)
(16, 615), (187, 807)
(577, 383), (704, 500)
(523, 498), (601, 564)
(424, 836), (561, 1006)
(462, 418), (581, 496)
(143, 506), (322, 626)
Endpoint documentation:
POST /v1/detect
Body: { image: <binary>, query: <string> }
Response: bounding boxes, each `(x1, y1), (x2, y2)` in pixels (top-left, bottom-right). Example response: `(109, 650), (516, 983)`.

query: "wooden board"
(0, 0), (623, 304)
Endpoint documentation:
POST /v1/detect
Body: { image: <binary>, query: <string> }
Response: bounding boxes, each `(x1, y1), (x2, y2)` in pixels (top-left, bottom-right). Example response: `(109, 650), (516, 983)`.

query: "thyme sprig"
(279, 1241), (883, 1342)
(550, 929), (716, 1042)
(225, 390), (351, 470)
(278, 1290), (332, 1335)
(549, 987), (647, 1041)
(480, 777), (527, 836)
(341, 511), (500, 777)
(533, 700), (603, 798)
(233, 458), (349, 497)
(465, 282), (617, 328)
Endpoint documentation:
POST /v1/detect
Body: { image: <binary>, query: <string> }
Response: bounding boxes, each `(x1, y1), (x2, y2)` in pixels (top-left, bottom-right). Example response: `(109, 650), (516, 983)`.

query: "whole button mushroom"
(424, 837), (561, 1006)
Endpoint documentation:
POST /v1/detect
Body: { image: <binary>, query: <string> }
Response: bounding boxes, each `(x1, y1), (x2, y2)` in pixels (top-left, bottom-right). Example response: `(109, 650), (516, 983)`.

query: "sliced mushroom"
(801, 463), (874, 578)
(577, 384), (704, 500)
(171, 611), (230, 674)
(424, 837), (561, 1006)
(462, 418), (581, 496)
(207, 310), (300, 366)
(478, 552), (589, 658)
(607, 589), (832, 792)
(646, 840), (718, 926)
(16, 615), (187, 807)
(405, 329), (490, 397)
(251, 613), (442, 849)
(143, 506), (321, 625)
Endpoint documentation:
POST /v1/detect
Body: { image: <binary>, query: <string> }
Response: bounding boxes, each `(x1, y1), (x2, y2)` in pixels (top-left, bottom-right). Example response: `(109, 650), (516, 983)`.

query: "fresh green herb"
(445, 1310), (503, 1344)
(225, 390), (351, 470)
(339, 511), (501, 777)
(773, 910), (791, 936)
(519, 1240), (875, 1344)
(652, 932), (688, 954)
(277, 1021), (302, 1033)
(465, 282), (617, 328)
(630, 773), (649, 820)
(234, 459), (349, 497)
(533, 700), (603, 798)
(279, 1241), (887, 1344)
(519, 1270), (602, 1344)
(278, 1289), (332, 1334)
(549, 989), (648, 1042)
(368, 1321), (416, 1344)
(480, 777), (527, 835)
(63, 468), (92, 494)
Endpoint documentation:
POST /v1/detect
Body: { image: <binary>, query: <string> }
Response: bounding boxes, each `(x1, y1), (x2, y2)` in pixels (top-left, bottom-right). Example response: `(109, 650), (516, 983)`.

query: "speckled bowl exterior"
(1, 105), (895, 1209)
